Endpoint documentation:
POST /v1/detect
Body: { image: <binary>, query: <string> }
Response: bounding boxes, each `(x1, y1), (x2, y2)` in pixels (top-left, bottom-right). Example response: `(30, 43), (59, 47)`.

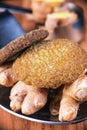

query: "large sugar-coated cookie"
(0, 29), (48, 64)
(12, 39), (87, 89)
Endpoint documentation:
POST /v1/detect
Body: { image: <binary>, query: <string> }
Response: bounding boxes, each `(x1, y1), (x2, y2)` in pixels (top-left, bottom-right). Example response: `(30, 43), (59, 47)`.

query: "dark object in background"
(0, 3), (32, 14)
(0, 2), (33, 48)
(0, 11), (25, 48)
(84, 0), (87, 3)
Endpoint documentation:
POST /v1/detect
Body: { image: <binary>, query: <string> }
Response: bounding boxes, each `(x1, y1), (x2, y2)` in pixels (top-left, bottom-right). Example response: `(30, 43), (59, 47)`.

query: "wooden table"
(0, 0), (87, 130)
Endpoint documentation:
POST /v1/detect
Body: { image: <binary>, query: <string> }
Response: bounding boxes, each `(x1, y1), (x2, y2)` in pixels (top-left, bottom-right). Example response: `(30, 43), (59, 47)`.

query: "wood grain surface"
(0, 0), (87, 130)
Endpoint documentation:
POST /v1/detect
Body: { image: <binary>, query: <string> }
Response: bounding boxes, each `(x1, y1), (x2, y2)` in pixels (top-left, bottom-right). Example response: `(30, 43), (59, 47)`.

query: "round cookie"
(12, 39), (87, 89)
(0, 29), (48, 64)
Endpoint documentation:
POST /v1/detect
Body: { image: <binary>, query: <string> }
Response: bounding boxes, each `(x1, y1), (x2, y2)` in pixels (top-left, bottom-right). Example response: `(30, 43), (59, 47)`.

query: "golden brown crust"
(12, 39), (87, 89)
(0, 29), (48, 64)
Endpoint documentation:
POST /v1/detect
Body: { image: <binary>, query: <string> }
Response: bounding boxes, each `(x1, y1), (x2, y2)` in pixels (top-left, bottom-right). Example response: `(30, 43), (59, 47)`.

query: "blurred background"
(0, 0), (86, 32)
(0, 0), (87, 45)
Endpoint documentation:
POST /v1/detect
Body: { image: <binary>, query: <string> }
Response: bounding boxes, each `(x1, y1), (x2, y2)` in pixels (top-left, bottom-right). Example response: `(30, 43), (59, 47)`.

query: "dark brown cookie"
(0, 29), (48, 64)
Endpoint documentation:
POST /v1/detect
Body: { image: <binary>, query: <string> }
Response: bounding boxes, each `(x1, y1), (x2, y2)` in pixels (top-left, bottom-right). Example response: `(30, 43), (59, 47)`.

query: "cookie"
(0, 29), (48, 64)
(12, 39), (87, 89)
